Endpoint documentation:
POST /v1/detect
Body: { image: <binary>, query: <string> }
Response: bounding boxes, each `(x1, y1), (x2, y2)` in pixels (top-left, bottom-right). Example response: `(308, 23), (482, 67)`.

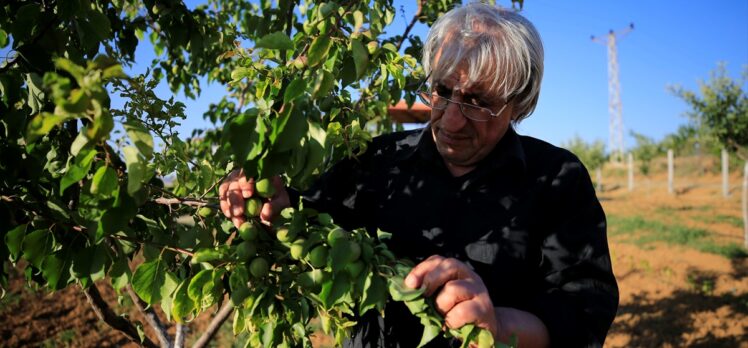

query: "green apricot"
(245, 197), (263, 217)
(255, 178), (275, 198)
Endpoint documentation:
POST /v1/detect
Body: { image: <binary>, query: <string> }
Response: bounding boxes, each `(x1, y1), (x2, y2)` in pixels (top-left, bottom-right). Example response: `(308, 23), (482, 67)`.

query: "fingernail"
(405, 274), (417, 288)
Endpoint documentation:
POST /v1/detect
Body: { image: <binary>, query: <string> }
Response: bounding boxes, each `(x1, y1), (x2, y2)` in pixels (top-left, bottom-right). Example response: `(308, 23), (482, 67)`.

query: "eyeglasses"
(416, 80), (512, 122)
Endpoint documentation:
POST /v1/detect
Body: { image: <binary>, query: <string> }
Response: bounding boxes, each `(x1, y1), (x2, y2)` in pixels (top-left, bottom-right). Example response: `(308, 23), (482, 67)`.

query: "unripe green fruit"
(290, 239), (306, 260)
(276, 227), (297, 243)
(346, 241), (362, 262)
(245, 197), (263, 217)
(255, 178), (276, 198)
(361, 242), (374, 262)
(307, 245), (328, 268)
(327, 227), (349, 248)
(197, 207), (215, 218)
(297, 269), (328, 291)
(236, 241), (257, 261)
(249, 257), (270, 278)
(317, 213), (334, 226)
(238, 222), (261, 241)
(345, 260), (365, 278)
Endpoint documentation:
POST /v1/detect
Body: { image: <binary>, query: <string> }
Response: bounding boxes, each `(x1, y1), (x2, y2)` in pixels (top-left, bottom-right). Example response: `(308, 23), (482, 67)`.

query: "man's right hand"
(218, 170), (291, 228)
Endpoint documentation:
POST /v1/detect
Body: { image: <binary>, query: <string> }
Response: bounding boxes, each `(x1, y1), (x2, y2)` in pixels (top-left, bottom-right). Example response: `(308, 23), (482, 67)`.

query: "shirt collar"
(395, 123), (527, 174)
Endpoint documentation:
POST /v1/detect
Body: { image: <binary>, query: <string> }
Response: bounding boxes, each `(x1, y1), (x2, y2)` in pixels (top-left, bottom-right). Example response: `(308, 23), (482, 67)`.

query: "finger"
(405, 255), (445, 290)
(231, 216), (246, 229)
(434, 279), (478, 316)
(444, 300), (483, 331)
(220, 195), (232, 218)
(238, 176), (254, 198)
(228, 181), (245, 217)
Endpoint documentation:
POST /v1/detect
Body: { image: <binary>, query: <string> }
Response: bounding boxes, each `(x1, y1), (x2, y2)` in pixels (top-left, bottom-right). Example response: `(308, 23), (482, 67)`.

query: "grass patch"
(607, 214), (747, 260)
(694, 214), (744, 228)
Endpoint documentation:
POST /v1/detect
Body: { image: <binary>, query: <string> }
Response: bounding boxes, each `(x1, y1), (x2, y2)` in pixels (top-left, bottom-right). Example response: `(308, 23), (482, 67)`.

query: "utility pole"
(592, 23), (634, 163)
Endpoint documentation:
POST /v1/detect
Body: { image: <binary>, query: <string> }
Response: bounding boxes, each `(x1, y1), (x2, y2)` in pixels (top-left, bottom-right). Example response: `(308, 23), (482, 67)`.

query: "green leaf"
(271, 105), (308, 153)
(404, 298), (428, 315)
(110, 256), (131, 290)
(54, 58), (86, 83)
(26, 112), (71, 144)
(22, 229), (54, 268)
(172, 280), (196, 322)
(307, 36), (332, 67)
(284, 79), (307, 104)
(123, 146), (147, 196)
(359, 273), (386, 315)
(417, 316), (442, 348)
(160, 272), (179, 322)
(25, 73), (44, 115)
(60, 146), (96, 194)
(5, 224), (27, 261)
(228, 109), (265, 166)
(388, 275), (426, 301)
(255, 31), (294, 50)
(351, 39), (369, 78)
(188, 269), (213, 302)
(319, 272), (350, 309)
(132, 259), (166, 305)
(42, 251), (73, 290)
(0, 29), (8, 48)
(85, 9), (112, 41)
(124, 122), (154, 159)
(72, 244), (109, 287)
(353, 11), (364, 33)
(91, 166), (118, 197)
(312, 70), (335, 99)
(340, 56), (357, 88)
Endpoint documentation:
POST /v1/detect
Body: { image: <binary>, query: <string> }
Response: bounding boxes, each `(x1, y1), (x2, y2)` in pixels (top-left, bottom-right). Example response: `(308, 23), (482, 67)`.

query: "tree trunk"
(596, 167), (602, 192)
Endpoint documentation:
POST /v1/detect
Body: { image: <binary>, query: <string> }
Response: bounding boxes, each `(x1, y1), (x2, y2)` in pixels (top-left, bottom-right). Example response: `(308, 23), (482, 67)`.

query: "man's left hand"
(405, 255), (500, 338)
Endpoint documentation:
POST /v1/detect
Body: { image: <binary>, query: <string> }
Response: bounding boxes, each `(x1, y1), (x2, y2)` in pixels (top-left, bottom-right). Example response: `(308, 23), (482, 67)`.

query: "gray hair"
(422, 2), (544, 122)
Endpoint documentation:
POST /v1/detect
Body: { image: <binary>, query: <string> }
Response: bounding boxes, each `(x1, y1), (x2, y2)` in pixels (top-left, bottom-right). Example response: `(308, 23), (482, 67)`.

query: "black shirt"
(303, 126), (619, 347)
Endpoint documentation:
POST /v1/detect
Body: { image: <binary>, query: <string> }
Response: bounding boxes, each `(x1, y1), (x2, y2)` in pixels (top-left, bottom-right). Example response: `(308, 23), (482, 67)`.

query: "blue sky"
(125, 0), (748, 150)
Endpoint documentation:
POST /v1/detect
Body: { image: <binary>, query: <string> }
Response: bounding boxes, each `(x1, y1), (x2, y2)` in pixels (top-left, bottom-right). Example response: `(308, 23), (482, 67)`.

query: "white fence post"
(743, 162), (747, 249)
(628, 153), (634, 191)
(723, 149), (730, 198)
(668, 149), (674, 194)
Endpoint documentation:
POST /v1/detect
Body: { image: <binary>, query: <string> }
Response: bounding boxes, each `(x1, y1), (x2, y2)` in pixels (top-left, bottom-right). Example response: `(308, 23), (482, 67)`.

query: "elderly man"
(220, 3), (618, 347)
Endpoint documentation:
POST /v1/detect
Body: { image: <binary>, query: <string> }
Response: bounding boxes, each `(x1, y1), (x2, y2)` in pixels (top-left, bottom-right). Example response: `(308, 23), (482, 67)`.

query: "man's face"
(430, 66), (514, 173)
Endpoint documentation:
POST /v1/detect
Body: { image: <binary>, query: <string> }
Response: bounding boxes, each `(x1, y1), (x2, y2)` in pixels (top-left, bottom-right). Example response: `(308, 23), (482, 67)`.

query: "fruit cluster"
(188, 178), (503, 347)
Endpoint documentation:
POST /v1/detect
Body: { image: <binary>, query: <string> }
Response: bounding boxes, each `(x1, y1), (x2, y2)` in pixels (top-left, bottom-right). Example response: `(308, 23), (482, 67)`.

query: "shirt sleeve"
(527, 156), (619, 348)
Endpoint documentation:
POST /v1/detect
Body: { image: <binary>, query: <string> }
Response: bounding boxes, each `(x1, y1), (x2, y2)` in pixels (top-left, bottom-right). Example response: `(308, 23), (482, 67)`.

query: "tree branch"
(174, 323), (186, 348)
(190, 302), (234, 348)
(82, 284), (159, 348)
(154, 197), (218, 209)
(395, 0), (423, 51)
(126, 284), (173, 348)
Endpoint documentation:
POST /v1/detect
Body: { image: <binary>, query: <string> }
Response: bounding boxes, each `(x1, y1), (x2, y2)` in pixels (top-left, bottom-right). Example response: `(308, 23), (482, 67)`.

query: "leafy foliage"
(630, 131), (661, 176)
(561, 135), (607, 171)
(0, 0), (524, 346)
(670, 64), (748, 160)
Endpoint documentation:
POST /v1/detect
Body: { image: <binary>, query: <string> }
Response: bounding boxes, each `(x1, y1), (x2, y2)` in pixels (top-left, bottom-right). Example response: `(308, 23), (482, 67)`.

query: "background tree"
(0, 0), (523, 347)
(630, 131), (661, 193)
(671, 63), (748, 248)
(562, 135), (607, 192)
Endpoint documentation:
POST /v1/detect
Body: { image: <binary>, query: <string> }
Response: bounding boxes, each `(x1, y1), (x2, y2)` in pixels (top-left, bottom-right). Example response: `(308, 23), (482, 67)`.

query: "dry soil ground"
(1, 171), (746, 347)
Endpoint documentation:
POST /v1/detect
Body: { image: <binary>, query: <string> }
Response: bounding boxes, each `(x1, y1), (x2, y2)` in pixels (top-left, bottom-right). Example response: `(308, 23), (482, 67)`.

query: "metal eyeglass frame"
(416, 76), (512, 122)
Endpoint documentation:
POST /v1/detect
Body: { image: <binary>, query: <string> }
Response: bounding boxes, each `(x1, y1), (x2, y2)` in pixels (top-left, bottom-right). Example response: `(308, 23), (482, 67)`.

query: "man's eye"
(435, 86), (451, 97)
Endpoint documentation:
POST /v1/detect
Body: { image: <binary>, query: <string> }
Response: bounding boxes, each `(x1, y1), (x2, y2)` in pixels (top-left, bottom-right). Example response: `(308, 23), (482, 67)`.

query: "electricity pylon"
(592, 23), (633, 163)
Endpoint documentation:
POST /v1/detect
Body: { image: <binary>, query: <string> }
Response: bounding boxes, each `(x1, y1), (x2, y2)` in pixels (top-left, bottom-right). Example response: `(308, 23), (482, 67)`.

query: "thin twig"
(82, 284), (160, 348)
(154, 197), (218, 209)
(174, 324), (186, 348)
(108, 234), (196, 257)
(395, 0), (423, 51)
(190, 302), (234, 348)
(126, 284), (173, 348)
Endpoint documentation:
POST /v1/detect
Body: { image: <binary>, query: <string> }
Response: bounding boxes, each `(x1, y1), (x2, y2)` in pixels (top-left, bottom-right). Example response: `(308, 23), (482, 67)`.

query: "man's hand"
(405, 255), (500, 338)
(218, 169), (290, 228)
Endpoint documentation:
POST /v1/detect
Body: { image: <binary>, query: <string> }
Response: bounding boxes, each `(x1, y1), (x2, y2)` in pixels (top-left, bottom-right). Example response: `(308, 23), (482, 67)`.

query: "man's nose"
(441, 101), (467, 132)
